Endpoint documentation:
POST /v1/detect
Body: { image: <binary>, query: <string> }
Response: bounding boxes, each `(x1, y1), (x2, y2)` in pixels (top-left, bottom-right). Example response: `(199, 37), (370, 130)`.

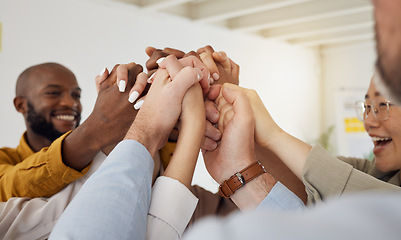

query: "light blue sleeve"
(49, 140), (154, 240)
(256, 181), (305, 211)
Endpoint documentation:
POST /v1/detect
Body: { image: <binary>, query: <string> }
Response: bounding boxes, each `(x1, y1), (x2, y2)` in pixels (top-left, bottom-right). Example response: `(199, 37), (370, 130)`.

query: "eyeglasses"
(354, 99), (392, 121)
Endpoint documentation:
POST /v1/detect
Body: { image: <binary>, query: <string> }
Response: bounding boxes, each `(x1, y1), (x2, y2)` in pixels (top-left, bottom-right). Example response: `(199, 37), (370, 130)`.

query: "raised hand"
(201, 49), (240, 151)
(145, 46), (185, 74)
(62, 62), (144, 171)
(125, 56), (206, 157)
(203, 84), (257, 184)
(197, 45), (240, 85)
(203, 83), (277, 209)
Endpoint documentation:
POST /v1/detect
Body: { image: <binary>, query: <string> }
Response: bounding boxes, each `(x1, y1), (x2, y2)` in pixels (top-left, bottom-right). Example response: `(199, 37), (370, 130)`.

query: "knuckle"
(165, 55), (177, 61)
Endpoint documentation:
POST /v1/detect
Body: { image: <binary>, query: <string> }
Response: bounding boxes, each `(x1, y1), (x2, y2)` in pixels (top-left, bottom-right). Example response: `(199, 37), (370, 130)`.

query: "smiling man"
(15, 63), (82, 151)
(0, 62), (141, 202)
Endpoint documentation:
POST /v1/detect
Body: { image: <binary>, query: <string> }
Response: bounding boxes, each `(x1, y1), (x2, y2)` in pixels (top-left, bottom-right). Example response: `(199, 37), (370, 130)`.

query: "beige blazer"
(302, 145), (401, 205)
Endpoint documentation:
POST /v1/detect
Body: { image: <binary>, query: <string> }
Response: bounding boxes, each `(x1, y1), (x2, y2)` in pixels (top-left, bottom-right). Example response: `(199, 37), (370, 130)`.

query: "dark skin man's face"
(24, 68), (82, 141)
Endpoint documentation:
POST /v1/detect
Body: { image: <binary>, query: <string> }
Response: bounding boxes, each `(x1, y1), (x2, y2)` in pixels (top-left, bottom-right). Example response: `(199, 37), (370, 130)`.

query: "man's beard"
(27, 102), (80, 142)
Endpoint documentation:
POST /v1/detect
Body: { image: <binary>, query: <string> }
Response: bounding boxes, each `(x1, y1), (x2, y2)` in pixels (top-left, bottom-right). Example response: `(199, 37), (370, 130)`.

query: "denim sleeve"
(256, 181), (305, 211)
(49, 140), (154, 240)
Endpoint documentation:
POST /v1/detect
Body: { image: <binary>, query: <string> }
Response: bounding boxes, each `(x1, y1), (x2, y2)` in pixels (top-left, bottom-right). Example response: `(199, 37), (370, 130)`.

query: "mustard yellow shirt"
(0, 131), (89, 202)
(159, 141), (177, 170)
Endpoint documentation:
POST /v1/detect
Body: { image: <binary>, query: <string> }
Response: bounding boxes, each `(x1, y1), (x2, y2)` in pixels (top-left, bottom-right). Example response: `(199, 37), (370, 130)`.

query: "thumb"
(222, 84), (252, 117)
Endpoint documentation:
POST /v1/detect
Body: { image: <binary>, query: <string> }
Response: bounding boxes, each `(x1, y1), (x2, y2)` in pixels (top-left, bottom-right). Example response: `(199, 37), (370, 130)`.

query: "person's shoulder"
(0, 146), (21, 163)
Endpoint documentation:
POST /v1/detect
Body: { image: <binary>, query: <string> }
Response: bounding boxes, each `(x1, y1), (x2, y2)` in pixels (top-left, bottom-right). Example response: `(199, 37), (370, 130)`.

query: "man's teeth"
(55, 115), (75, 121)
(371, 137), (392, 142)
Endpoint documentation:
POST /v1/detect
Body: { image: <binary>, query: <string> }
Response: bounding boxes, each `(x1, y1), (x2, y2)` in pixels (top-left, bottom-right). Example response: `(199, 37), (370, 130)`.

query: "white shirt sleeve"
(0, 152), (107, 240)
(147, 176), (198, 240)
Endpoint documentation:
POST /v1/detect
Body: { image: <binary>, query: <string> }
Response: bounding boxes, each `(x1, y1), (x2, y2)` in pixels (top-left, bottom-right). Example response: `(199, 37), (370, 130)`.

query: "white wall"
(0, 0), (321, 190)
(321, 40), (377, 157)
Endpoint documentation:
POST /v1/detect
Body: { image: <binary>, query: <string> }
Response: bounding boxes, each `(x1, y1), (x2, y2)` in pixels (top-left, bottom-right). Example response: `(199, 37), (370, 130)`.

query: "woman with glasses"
(282, 74), (401, 203)
(348, 77), (401, 185)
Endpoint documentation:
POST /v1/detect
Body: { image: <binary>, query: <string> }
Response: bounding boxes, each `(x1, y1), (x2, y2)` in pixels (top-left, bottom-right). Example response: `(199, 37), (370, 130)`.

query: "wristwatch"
(219, 161), (266, 198)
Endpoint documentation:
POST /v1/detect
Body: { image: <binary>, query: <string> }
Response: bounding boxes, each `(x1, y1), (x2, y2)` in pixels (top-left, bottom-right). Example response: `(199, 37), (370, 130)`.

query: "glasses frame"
(354, 99), (391, 122)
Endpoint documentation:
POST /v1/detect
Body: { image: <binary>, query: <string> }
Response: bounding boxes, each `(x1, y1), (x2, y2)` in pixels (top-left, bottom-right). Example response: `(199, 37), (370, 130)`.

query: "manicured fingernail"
(134, 100), (144, 110)
(99, 67), (107, 76)
(118, 80), (126, 92)
(128, 91), (140, 103)
(212, 73), (219, 81)
(147, 72), (155, 83)
(156, 57), (165, 65)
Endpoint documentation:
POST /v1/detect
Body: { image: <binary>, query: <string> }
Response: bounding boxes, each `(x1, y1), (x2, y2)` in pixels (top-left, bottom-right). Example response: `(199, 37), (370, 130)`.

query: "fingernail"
(118, 80), (126, 92)
(156, 57), (165, 65)
(197, 71), (203, 81)
(209, 76), (214, 85)
(128, 91), (140, 103)
(212, 73), (219, 81)
(99, 67), (107, 76)
(134, 100), (144, 110)
(211, 141), (218, 150)
(147, 72), (155, 83)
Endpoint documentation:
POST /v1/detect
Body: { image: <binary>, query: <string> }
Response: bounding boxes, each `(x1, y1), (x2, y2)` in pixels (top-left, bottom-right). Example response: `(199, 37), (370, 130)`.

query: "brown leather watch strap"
(219, 161), (266, 198)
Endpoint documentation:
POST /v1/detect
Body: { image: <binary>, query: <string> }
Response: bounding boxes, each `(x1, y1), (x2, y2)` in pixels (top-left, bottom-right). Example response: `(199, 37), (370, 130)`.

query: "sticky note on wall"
(344, 117), (365, 132)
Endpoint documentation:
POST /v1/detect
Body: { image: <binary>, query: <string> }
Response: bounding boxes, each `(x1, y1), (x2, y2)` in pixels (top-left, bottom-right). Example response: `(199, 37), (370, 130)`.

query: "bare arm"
(164, 83), (205, 188)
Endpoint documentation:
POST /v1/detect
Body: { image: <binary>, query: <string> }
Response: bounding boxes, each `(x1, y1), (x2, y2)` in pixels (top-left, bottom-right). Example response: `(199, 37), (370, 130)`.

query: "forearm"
(248, 90), (312, 180)
(62, 118), (105, 171)
(255, 143), (308, 203)
(267, 130), (312, 180)
(164, 120), (204, 189)
(256, 121), (311, 180)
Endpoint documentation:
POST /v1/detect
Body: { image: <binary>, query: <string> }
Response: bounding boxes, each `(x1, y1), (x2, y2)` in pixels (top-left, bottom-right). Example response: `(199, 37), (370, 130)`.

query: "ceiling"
(113, 0), (374, 48)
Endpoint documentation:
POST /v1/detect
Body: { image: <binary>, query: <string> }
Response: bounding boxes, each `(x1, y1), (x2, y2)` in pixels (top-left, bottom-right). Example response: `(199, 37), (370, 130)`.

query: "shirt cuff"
(149, 176), (199, 236)
(257, 181), (304, 211)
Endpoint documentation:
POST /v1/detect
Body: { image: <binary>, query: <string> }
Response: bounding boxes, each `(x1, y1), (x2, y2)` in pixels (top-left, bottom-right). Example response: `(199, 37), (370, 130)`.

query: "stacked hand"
(62, 62), (144, 171)
(125, 55), (210, 157)
(203, 84), (257, 183)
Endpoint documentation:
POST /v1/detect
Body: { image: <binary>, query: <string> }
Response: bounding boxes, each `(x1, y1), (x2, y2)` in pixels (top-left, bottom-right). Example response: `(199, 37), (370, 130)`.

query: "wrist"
(256, 127), (285, 149)
(231, 172), (277, 210)
(70, 118), (104, 152)
(124, 124), (159, 157)
(219, 161), (268, 199)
